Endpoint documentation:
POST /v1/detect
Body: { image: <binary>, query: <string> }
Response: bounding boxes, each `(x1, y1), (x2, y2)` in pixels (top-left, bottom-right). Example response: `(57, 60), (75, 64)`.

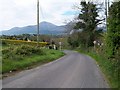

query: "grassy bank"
(77, 49), (119, 88)
(1, 43), (64, 74)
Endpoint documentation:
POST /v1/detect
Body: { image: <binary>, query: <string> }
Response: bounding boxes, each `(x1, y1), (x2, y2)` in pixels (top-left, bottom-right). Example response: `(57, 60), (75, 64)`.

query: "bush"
(1, 40), (7, 45)
(2, 45), (45, 61)
(2, 46), (64, 74)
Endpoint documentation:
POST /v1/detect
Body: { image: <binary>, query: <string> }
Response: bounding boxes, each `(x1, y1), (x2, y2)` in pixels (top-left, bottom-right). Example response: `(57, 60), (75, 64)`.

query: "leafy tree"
(67, 32), (80, 48)
(74, 1), (103, 47)
(106, 1), (120, 58)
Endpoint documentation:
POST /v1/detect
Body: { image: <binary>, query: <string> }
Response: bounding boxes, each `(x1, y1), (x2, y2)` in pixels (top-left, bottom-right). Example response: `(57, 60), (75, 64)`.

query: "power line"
(40, 5), (45, 19)
(39, 4), (51, 36)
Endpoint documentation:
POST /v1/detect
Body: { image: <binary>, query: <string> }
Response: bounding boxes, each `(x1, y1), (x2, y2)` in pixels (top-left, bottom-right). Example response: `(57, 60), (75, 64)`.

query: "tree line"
(67, 1), (120, 59)
(67, 1), (120, 88)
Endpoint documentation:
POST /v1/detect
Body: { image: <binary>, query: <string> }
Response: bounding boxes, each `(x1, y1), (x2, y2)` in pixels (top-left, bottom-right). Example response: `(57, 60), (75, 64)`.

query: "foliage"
(104, 2), (120, 88)
(77, 47), (119, 88)
(67, 32), (80, 48)
(2, 43), (64, 74)
(74, 2), (120, 88)
(68, 1), (103, 48)
(88, 52), (119, 88)
(2, 45), (44, 60)
(106, 1), (120, 58)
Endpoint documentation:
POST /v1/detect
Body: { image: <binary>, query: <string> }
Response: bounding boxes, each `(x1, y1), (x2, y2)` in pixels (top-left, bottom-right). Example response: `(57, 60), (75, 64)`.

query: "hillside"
(1, 22), (66, 35)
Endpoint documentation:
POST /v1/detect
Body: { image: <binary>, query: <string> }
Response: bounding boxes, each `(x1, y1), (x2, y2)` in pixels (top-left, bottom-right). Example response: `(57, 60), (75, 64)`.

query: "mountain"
(1, 22), (66, 35)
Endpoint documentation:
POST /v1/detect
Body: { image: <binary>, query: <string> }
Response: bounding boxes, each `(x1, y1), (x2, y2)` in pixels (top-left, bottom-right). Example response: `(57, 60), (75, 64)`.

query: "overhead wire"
(39, 3), (51, 42)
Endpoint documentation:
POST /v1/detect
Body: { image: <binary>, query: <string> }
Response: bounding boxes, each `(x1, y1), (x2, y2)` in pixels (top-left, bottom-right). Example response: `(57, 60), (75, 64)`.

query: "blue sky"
(62, 11), (80, 16)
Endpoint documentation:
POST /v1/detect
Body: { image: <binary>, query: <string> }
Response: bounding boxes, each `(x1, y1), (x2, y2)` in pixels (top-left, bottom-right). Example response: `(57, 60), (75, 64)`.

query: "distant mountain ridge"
(1, 22), (66, 35)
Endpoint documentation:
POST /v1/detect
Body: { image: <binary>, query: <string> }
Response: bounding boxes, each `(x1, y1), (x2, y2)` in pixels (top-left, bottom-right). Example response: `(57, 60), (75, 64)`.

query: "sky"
(0, 0), (81, 31)
(0, 0), (113, 31)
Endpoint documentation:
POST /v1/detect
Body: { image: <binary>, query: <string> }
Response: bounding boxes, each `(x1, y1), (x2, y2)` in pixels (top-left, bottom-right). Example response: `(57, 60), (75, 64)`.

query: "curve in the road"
(3, 50), (109, 88)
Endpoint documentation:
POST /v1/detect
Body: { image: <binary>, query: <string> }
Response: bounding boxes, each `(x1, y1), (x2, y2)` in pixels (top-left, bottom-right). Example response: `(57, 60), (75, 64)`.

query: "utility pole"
(108, 0), (110, 12)
(37, 0), (39, 46)
(105, 0), (108, 31)
(105, 0), (110, 31)
(105, 0), (108, 18)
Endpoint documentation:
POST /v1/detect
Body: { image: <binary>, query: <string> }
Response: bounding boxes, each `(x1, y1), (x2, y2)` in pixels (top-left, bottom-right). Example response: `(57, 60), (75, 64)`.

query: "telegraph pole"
(105, 0), (108, 31)
(37, 0), (39, 46)
(105, 0), (110, 31)
(108, 0), (110, 12)
(105, 0), (108, 18)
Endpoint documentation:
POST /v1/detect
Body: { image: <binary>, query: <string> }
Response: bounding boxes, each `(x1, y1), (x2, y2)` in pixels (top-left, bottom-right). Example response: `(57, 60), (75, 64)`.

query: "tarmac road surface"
(3, 50), (109, 88)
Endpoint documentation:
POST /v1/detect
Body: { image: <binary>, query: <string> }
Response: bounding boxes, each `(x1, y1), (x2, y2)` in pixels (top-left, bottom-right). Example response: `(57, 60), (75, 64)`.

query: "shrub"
(2, 45), (45, 61)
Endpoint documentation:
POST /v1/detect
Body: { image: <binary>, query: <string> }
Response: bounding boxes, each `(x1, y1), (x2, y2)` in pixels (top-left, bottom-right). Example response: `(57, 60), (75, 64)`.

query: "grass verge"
(2, 45), (64, 74)
(77, 49), (119, 88)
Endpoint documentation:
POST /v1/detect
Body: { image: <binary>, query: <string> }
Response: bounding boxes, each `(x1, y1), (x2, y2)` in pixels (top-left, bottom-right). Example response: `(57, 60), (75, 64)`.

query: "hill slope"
(1, 22), (66, 35)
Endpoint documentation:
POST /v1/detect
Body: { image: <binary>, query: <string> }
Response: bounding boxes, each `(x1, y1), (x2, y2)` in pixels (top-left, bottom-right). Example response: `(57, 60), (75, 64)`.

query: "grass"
(2, 49), (64, 74)
(1, 42), (64, 74)
(77, 48), (119, 88)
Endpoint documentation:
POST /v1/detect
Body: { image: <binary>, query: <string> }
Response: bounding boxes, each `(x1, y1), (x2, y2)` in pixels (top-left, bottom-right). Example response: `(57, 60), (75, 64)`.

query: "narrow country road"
(3, 50), (109, 88)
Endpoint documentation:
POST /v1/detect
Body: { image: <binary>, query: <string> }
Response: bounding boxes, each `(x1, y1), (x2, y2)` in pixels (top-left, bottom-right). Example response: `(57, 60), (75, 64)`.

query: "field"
(1, 39), (64, 75)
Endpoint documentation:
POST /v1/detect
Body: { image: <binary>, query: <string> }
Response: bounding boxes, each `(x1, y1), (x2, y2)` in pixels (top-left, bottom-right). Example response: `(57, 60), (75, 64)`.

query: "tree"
(106, 1), (120, 57)
(74, 1), (103, 48)
(67, 32), (80, 48)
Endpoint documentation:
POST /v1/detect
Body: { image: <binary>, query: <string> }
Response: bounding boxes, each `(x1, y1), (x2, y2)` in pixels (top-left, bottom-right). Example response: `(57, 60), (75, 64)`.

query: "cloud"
(0, 0), (36, 30)
(1, 0), (112, 30)
(0, 0), (80, 31)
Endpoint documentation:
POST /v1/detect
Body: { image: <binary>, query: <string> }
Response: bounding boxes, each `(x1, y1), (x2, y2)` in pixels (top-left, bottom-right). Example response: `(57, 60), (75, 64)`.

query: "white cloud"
(0, 0), (37, 30)
(0, 0), (80, 31)
(0, 0), (112, 31)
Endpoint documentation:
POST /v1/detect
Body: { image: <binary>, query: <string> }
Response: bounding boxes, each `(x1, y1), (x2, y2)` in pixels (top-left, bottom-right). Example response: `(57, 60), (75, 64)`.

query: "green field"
(1, 39), (64, 74)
